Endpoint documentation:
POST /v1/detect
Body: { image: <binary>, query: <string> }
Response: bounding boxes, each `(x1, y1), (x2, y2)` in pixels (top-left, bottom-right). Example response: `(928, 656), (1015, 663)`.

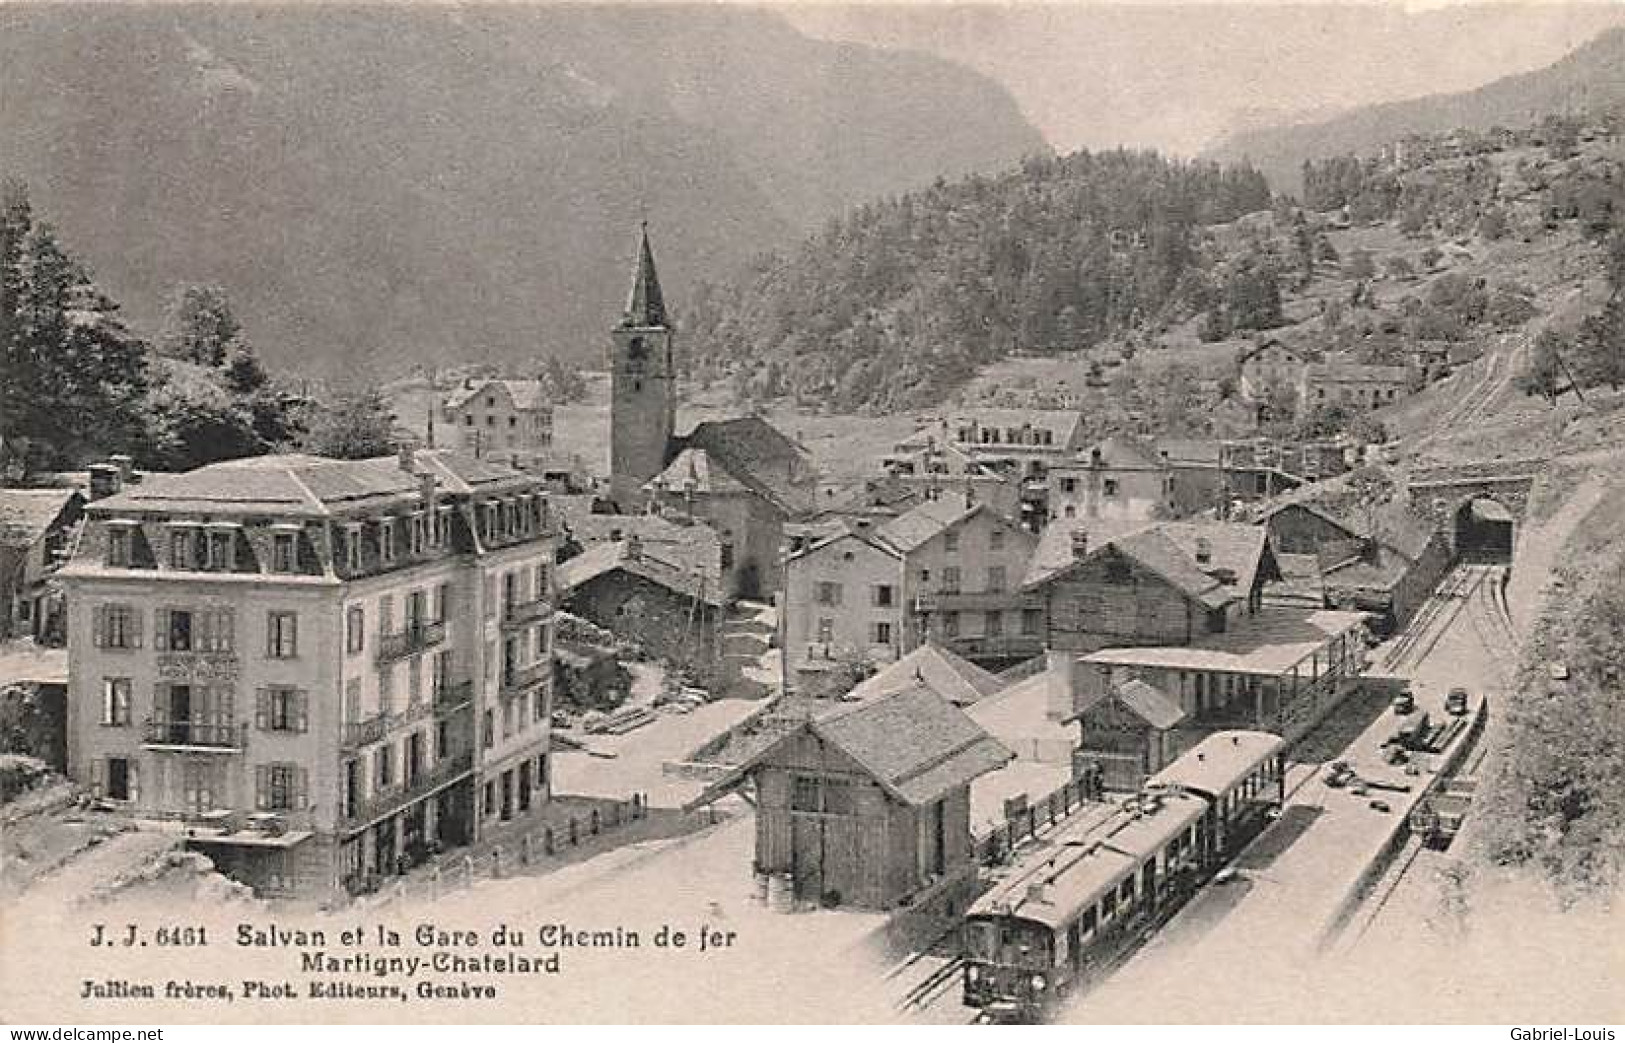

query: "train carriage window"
(1081, 908), (1098, 935)
(1102, 891), (1117, 918)
(1120, 878), (1135, 902)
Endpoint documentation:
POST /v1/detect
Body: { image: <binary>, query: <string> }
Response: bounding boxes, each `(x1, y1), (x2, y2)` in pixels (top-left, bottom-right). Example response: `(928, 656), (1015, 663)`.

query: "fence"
(347, 792), (650, 906)
(971, 772), (1102, 867)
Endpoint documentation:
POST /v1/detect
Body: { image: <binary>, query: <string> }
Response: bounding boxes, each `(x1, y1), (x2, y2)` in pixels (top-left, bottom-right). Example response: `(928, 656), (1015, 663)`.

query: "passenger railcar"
(962, 730), (1286, 1021)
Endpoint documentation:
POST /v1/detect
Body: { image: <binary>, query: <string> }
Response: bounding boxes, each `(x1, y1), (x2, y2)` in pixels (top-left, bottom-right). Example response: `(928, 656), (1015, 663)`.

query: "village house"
(440, 379), (553, 463)
(844, 640), (1006, 708)
(876, 438), (1021, 518)
(1299, 360), (1412, 413)
(604, 226), (818, 600)
(1, 485), (86, 644)
(782, 490), (1041, 681)
(686, 683), (1012, 910)
(891, 409), (1086, 529)
(1258, 499), (1451, 633)
(556, 532), (724, 682)
(1237, 338), (1308, 402)
(59, 448), (556, 898)
(1064, 677), (1186, 792)
(1048, 437), (1176, 525)
(1023, 519), (1280, 659)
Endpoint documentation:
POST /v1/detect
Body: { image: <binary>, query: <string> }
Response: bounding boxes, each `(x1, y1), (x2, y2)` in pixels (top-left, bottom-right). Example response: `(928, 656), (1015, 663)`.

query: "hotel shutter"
(295, 767), (310, 809)
(292, 690), (308, 733)
(129, 609), (143, 649)
(89, 758), (105, 797)
(92, 605), (107, 647)
(153, 608), (169, 650)
(255, 689), (269, 731)
(254, 765), (269, 810)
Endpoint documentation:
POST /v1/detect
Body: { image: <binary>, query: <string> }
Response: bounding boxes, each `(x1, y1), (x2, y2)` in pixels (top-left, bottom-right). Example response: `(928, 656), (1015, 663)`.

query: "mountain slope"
(0, 4), (1044, 378)
(1207, 25), (1625, 193)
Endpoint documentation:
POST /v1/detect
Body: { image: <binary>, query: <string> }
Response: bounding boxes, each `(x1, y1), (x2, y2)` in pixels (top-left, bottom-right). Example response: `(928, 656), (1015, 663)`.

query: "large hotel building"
(60, 448), (556, 898)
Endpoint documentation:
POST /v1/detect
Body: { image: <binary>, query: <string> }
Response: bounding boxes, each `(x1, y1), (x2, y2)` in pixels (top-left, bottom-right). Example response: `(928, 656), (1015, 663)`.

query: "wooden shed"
(1063, 678), (1187, 792)
(689, 685), (1012, 910)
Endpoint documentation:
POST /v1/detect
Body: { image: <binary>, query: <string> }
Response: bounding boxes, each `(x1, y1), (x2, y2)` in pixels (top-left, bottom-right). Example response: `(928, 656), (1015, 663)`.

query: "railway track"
(895, 955), (966, 1014)
(1381, 565), (1486, 673)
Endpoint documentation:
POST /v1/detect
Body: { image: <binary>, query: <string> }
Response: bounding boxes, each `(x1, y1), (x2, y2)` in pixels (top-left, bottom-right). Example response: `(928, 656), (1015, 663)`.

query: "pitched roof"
(812, 685), (1014, 805)
(0, 488), (81, 549)
(873, 493), (981, 554)
(1062, 435), (1165, 472)
(1024, 519), (1268, 611)
(1023, 516), (1148, 587)
(647, 447), (752, 499)
(673, 417), (816, 515)
(556, 539), (723, 607)
(1066, 678), (1186, 730)
(686, 684), (1012, 810)
(848, 642), (1006, 708)
(444, 379), (549, 413)
(89, 451), (531, 518)
(621, 225), (667, 329)
(1155, 438), (1222, 466)
(561, 511), (723, 585)
(1237, 338), (1303, 365)
(1305, 361), (1410, 383)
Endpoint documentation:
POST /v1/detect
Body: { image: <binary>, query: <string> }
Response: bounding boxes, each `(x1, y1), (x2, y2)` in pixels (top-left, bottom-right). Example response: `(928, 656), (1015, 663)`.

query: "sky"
(782, 1), (1625, 155)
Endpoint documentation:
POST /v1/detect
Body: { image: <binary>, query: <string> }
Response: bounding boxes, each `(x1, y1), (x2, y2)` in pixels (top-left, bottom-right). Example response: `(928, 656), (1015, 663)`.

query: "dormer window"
(205, 525), (237, 571)
(167, 524), (198, 569)
(270, 526), (299, 573)
(379, 518), (397, 563)
(344, 524), (363, 572)
(105, 522), (135, 567)
(409, 512), (426, 555)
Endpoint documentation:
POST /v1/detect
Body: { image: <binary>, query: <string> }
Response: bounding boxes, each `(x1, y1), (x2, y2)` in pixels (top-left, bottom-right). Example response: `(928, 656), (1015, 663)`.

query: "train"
(961, 730), (1287, 1022)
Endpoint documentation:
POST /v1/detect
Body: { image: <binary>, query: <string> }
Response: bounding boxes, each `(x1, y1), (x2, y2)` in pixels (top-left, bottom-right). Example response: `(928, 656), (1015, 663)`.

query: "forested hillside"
(684, 151), (1272, 412)
(0, 4), (1043, 379)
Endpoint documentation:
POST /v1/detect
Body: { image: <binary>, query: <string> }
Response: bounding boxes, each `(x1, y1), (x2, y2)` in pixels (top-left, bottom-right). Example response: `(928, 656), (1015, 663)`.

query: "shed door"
(791, 816), (823, 902)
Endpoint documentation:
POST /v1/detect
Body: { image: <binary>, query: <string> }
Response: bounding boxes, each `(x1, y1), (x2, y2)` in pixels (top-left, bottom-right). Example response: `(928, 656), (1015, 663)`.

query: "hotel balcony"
(341, 697), (440, 750)
(501, 596), (553, 629)
(434, 679), (474, 712)
(375, 619), (446, 663)
(500, 659), (551, 694)
(340, 751), (474, 831)
(142, 718), (247, 752)
(914, 590), (1042, 613)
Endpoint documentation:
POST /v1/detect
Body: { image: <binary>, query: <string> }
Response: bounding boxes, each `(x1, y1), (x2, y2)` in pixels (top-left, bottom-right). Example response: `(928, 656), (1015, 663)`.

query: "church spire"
(622, 222), (667, 328)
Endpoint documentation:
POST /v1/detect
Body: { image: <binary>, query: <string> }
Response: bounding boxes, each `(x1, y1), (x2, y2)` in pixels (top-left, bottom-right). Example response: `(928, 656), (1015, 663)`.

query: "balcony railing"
(341, 698), (437, 750)
(942, 633), (1045, 660)
(914, 590), (1042, 613)
(341, 751), (473, 830)
(500, 660), (551, 693)
(434, 679), (474, 710)
(376, 620), (446, 662)
(142, 718), (247, 751)
(502, 596), (552, 628)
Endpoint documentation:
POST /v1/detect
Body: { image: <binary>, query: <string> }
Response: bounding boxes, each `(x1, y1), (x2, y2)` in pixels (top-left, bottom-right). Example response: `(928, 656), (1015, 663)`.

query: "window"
(344, 760), (362, 818)
(534, 624), (548, 660)
(482, 709), (495, 749)
(346, 606), (365, 655)
(873, 621), (893, 645)
(344, 678), (361, 725)
(919, 568), (931, 583)
(375, 745), (394, 791)
(1060, 477), (1078, 494)
(103, 757), (137, 801)
(379, 663), (395, 714)
(1103, 478), (1120, 497)
(434, 583), (451, 622)
(344, 525), (362, 572)
(502, 699), (514, 738)
(985, 610), (1003, 637)
(463, 415), (473, 426)
(1022, 609), (1043, 636)
(258, 687), (307, 732)
(944, 532), (960, 553)
(815, 618), (833, 645)
(169, 529), (194, 569)
(106, 528), (130, 567)
(408, 656), (423, 705)
(97, 604), (141, 649)
(873, 584), (895, 608)
(508, 416), (517, 428)
(815, 581), (843, 606)
(266, 612), (298, 658)
(207, 530), (234, 571)
(986, 566), (1007, 592)
(379, 519), (396, 563)
(791, 776), (821, 812)
(941, 566), (961, 593)
(166, 609), (194, 652)
(101, 678), (131, 726)
(271, 532), (296, 573)
(990, 528), (1006, 551)
(258, 763), (306, 811)
(942, 611), (960, 638)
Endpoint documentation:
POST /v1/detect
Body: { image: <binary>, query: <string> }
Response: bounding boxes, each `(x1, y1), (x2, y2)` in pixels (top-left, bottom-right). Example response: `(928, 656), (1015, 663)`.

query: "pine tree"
(303, 385), (397, 459)
(159, 284), (242, 367)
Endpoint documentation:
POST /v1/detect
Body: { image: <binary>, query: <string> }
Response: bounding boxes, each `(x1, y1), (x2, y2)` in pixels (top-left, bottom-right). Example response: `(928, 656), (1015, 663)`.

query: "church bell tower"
(608, 224), (677, 509)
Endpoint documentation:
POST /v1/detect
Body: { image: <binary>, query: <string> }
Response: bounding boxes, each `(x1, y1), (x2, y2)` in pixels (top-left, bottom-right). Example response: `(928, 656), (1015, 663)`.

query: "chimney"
(625, 532), (642, 561)
(398, 443), (415, 473)
(1195, 536), (1212, 564)
(87, 463), (120, 501)
(963, 478), (976, 507)
(1090, 446), (1103, 467)
(109, 454), (134, 484)
(1070, 528), (1090, 560)
(419, 472), (435, 507)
